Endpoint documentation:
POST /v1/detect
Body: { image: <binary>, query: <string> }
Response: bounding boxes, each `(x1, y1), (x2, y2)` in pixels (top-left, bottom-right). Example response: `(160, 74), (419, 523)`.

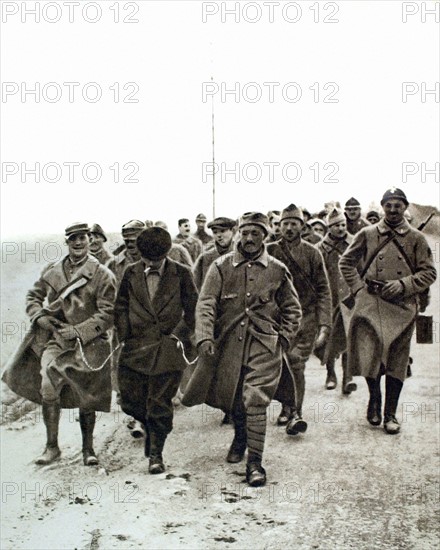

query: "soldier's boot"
(35, 401), (61, 465)
(79, 411), (98, 466)
(148, 432), (166, 474)
(325, 359), (337, 390)
(286, 369), (308, 436)
(276, 404), (293, 426)
(341, 353), (357, 395)
(383, 376), (403, 435)
(226, 413), (247, 463)
(366, 375), (382, 426)
(245, 407), (267, 487)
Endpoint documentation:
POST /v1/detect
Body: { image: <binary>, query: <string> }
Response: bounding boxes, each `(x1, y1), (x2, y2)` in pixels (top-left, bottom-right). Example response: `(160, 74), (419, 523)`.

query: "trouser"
(230, 336), (282, 464)
(275, 312), (317, 417)
(366, 367), (404, 417)
(118, 365), (182, 436)
(327, 352), (352, 382)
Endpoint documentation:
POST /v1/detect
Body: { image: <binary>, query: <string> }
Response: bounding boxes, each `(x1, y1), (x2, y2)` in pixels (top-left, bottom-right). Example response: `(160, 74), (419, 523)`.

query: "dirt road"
(2, 344), (439, 549)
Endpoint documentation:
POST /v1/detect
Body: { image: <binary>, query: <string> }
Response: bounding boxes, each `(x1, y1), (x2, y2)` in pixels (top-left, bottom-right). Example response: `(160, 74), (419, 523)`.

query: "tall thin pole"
(211, 75), (216, 219)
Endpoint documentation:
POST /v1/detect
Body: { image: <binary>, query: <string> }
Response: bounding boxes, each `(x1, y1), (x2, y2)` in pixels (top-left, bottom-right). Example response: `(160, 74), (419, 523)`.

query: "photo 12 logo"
(401, 2), (439, 23)
(1, 2), (140, 24)
(1, 162), (140, 184)
(202, 2), (340, 24)
(202, 161), (340, 184)
(202, 81), (339, 104)
(1, 82), (140, 103)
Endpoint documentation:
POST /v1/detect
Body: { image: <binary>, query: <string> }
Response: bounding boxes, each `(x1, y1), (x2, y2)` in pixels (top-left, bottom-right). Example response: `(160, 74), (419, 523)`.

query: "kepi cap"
(326, 207), (346, 227)
(122, 220), (146, 237)
(65, 222), (90, 238)
(345, 197), (361, 208)
(207, 217), (236, 230)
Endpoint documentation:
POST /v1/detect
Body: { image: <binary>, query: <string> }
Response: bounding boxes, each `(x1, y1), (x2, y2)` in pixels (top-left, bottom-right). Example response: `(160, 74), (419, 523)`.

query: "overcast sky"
(1, 0), (439, 237)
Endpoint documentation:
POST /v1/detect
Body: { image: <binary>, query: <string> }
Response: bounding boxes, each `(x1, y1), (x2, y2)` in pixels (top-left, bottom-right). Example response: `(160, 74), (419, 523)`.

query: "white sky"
(1, 0), (439, 237)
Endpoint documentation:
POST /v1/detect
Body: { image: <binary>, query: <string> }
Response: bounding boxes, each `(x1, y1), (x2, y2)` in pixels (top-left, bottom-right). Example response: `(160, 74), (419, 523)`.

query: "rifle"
(417, 212), (435, 232)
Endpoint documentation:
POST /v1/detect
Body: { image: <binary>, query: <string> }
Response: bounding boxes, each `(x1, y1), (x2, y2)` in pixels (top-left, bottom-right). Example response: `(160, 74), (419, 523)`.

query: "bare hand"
(36, 316), (60, 332)
(381, 280), (403, 300)
(198, 340), (215, 357)
(58, 324), (79, 340)
(314, 326), (330, 349)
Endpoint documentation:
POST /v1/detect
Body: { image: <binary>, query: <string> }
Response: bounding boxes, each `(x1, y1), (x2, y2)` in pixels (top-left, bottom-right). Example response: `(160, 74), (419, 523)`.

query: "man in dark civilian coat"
(115, 227), (198, 473)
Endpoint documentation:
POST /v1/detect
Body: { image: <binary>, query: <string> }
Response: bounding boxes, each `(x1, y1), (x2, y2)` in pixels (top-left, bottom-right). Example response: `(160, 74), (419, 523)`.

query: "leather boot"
(384, 376), (403, 435)
(342, 352), (357, 394)
(325, 362), (337, 390)
(35, 401), (61, 465)
(276, 404), (293, 426)
(226, 422), (247, 463)
(149, 432), (166, 474)
(246, 452), (266, 487)
(79, 411), (98, 466)
(366, 376), (382, 426)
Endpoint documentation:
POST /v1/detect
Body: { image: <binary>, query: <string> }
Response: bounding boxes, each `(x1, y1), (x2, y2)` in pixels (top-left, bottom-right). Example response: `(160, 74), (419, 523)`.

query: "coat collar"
(232, 246), (269, 267)
(43, 254), (100, 292)
(376, 218), (410, 236)
(131, 259), (180, 315)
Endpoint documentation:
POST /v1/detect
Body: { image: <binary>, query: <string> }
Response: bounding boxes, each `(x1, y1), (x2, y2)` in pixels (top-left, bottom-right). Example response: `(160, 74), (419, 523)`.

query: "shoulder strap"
(281, 241), (316, 295)
(360, 231), (395, 278)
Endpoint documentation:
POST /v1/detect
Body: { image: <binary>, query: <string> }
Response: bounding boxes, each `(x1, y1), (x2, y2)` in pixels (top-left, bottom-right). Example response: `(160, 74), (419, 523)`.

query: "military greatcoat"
(339, 219), (436, 381)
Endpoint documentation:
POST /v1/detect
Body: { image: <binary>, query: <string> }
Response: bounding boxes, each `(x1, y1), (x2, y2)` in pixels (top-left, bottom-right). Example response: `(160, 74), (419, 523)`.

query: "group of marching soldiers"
(3, 188), (436, 487)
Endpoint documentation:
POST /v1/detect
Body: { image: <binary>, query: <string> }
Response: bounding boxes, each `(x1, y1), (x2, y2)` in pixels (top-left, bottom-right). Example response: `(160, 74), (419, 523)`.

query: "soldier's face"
(270, 215), (281, 236)
(281, 219), (302, 241)
(345, 207), (361, 221)
(124, 236), (138, 253)
(179, 222), (191, 236)
(212, 227), (234, 248)
(66, 233), (89, 260)
(383, 199), (407, 225)
(89, 232), (104, 253)
(366, 214), (380, 224)
(313, 225), (326, 238)
(196, 219), (206, 230)
(240, 225), (265, 253)
(329, 221), (347, 238)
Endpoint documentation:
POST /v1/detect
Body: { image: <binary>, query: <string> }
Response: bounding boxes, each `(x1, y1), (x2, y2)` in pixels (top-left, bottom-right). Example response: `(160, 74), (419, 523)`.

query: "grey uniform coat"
(339, 219), (436, 381)
(2, 255), (116, 410)
(194, 248), (302, 412)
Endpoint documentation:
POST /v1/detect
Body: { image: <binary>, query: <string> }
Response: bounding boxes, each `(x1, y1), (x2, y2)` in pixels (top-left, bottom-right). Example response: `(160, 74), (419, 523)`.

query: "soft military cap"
(65, 222), (90, 238)
(280, 204), (304, 224)
(207, 217), (236, 230)
(366, 210), (381, 222)
(121, 219), (146, 237)
(345, 197), (361, 208)
(326, 207), (346, 227)
(239, 212), (269, 236)
(195, 213), (207, 222)
(380, 187), (409, 206)
(137, 227), (172, 261)
(310, 218), (327, 230)
(90, 223), (107, 242)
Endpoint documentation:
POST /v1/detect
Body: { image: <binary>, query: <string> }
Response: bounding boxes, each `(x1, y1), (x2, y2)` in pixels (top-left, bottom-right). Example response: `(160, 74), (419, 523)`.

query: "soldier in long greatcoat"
(317, 208), (357, 394)
(195, 212), (302, 486)
(344, 197), (370, 235)
(267, 205), (332, 437)
(339, 188), (436, 434)
(115, 227), (198, 474)
(2, 223), (116, 466)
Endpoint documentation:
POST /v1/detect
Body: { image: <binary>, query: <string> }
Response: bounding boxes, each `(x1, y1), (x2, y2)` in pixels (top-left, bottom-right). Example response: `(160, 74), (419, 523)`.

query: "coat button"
(238, 337), (243, 341)
(379, 255), (383, 260)
(245, 307), (250, 313)
(246, 292), (251, 297)
(240, 321), (245, 327)
(378, 268), (383, 272)
(398, 256), (402, 260)
(248, 264), (252, 268)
